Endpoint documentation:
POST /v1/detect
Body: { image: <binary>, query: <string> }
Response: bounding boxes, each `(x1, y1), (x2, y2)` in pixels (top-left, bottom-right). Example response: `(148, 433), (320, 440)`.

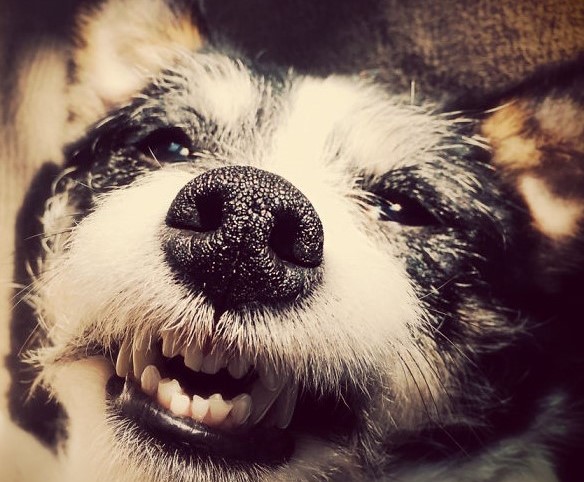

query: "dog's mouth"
(101, 332), (355, 466)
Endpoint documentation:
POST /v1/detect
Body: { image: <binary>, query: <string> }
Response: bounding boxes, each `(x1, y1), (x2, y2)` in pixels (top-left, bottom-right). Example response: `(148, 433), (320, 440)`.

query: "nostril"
(167, 190), (224, 232)
(195, 192), (223, 232)
(269, 210), (323, 268)
(269, 214), (301, 266)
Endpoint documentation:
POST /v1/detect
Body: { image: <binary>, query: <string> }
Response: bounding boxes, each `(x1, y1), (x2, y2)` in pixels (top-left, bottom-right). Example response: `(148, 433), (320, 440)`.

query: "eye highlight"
(359, 173), (441, 227)
(137, 127), (194, 163)
(376, 192), (440, 226)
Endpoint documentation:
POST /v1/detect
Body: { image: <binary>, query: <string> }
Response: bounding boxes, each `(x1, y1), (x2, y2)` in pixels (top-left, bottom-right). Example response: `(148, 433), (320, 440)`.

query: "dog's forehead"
(161, 53), (265, 127)
(148, 52), (446, 175)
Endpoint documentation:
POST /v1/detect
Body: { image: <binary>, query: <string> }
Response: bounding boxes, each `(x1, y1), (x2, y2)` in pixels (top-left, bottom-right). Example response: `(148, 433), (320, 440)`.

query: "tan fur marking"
(494, 135), (540, 170)
(69, 0), (203, 141)
(519, 175), (583, 240)
(482, 104), (541, 170)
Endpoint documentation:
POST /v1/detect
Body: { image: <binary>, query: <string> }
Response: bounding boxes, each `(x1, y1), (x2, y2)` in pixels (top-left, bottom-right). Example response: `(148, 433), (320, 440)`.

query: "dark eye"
(137, 127), (193, 162)
(377, 192), (440, 226)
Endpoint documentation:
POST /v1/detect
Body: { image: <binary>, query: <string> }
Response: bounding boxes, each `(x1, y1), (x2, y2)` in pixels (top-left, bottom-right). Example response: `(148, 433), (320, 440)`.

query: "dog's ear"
(481, 68), (584, 294)
(68, 0), (204, 137)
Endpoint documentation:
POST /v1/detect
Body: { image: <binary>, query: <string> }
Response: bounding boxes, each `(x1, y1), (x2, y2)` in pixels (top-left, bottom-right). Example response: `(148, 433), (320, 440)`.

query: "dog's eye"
(137, 127), (193, 162)
(377, 193), (439, 226)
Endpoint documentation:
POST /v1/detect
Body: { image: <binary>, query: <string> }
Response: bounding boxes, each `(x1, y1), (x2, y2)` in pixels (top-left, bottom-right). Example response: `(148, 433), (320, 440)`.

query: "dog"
(3, 0), (584, 481)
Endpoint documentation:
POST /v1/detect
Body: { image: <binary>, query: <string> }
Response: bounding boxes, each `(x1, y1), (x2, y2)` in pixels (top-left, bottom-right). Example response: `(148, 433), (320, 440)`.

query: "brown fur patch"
(68, 0), (204, 142)
(482, 103), (541, 171)
(483, 90), (584, 241)
(483, 104), (540, 170)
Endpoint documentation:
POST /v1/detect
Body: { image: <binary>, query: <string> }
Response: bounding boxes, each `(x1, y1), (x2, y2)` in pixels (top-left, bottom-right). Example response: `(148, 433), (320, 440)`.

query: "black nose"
(165, 166), (324, 309)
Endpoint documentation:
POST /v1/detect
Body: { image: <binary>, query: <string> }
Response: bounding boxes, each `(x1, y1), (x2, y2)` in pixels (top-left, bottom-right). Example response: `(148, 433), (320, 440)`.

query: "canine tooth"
(259, 365), (280, 391)
(249, 380), (285, 424)
(133, 338), (157, 379)
(206, 393), (233, 427)
(191, 395), (210, 422)
(229, 393), (252, 425)
(274, 382), (298, 429)
(183, 344), (204, 371)
(157, 378), (182, 409)
(162, 332), (182, 358)
(141, 365), (161, 397)
(228, 357), (250, 379)
(201, 351), (227, 374)
(170, 393), (191, 417)
(115, 336), (132, 377)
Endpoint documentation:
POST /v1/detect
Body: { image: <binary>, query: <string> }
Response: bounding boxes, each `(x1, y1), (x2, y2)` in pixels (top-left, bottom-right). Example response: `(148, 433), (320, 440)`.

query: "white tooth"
(133, 337), (157, 379)
(140, 365), (161, 397)
(206, 393), (233, 427)
(157, 378), (182, 409)
(170, 393), (191, 417)
(229, 393), (252, 426)
(274, 382), (298, 429)
(249, 380), (285, 424)
(259, 365), (280, 391)
(191, 395), (210, 422)
(116, 336), (132, 377)
(227, 357), (250, 379)
(162, 332), (182, 358)
(183, 344), (204, 372)
(201, 351), (227, 374)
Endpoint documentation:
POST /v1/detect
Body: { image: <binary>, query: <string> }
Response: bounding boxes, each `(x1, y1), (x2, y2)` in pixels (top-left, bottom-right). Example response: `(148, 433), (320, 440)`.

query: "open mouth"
(104, 332), (355, 466)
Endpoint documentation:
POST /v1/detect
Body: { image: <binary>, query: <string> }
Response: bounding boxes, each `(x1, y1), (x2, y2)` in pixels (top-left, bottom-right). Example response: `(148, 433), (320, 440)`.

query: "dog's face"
(29, 49), (514, 478)
(8, 1), (584, 481)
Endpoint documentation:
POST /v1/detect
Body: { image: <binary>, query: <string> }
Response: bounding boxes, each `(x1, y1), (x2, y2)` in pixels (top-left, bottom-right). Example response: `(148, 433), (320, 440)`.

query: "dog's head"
(9, 1), (584, 481)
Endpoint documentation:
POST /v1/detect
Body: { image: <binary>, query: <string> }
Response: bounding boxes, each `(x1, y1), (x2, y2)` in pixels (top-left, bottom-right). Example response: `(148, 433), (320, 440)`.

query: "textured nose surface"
(165, 166), (324, 308)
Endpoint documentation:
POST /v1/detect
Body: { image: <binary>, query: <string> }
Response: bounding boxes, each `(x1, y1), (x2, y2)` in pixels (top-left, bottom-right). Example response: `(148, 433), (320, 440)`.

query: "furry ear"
(482, 68), (584, 293)
(68, 0), (204, 138)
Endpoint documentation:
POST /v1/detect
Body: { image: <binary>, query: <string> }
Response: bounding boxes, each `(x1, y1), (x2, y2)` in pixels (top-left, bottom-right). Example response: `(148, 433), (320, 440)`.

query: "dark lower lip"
(105, 376), (295, 465)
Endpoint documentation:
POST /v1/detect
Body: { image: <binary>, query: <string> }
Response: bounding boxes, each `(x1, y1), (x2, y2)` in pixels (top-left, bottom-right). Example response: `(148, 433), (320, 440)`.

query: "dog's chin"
(48, 355), (358, 481)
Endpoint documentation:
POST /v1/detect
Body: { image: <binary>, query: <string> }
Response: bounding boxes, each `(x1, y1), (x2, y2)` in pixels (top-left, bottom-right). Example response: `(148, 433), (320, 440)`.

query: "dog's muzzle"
(165, 166), (324, 309)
